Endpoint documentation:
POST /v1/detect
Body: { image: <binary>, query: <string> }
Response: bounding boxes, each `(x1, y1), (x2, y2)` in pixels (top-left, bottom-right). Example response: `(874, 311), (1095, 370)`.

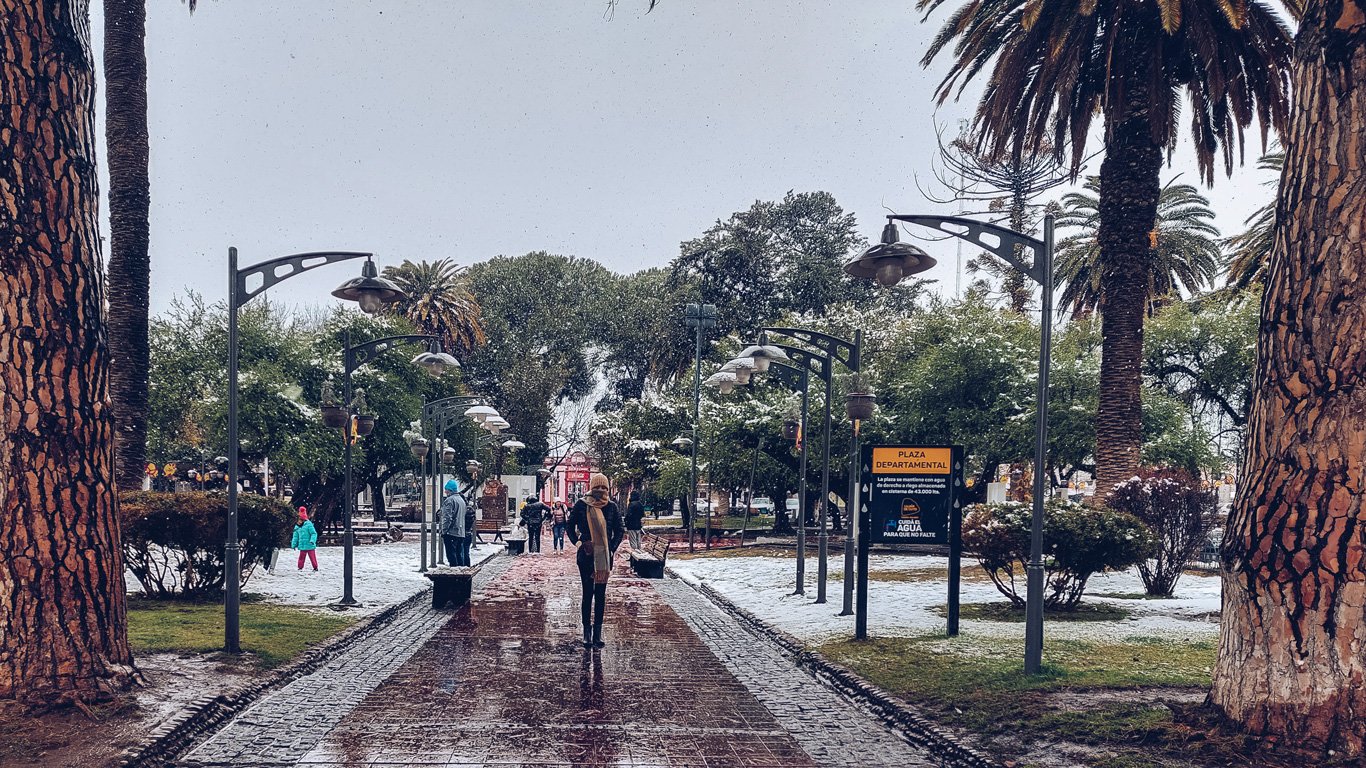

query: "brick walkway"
(185, 542), (940, 767)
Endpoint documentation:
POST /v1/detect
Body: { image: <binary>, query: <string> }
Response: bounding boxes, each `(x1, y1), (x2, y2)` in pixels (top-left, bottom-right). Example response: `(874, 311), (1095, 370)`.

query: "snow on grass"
(127, 539), (503, 618)
(667, 553), (1221, 648)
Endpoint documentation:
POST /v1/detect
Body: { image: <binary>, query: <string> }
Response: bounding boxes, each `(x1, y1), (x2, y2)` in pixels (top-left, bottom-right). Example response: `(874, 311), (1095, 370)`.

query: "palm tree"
(1055, 178), (1222, 318)
(382, 259), (486, 355)
(1223, 150), (1284, 291)
(919, 0), (1294, 500)
(105, 0), (152, 489)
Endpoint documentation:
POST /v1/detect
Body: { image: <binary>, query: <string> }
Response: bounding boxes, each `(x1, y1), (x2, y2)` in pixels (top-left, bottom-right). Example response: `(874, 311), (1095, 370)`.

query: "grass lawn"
(128, 598), (354, 668)
(820, 635), (1347, 768)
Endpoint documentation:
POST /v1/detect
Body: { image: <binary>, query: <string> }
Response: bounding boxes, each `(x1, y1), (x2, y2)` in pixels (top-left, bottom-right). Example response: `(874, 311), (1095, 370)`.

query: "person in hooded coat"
(292, 507), (318, 571)
(567, 473), (625, 648)
(624, 490), (646, 551)
(440, 478), (468, 566)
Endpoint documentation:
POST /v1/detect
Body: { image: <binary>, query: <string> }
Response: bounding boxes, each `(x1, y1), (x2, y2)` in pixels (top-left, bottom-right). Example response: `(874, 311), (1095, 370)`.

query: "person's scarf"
(583, 496), (612, 584)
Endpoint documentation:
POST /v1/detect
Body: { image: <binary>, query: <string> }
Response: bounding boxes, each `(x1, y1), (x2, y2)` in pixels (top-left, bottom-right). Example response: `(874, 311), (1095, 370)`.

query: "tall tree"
(920, 0), (1294, 501)
(1211, 2), (1366, 754)
(1222, 150), (1285, 291)
(925, 122), (1071, 312)
(1054, 178), (1223, 318)
(382, 258), (486, 356)
(1, 0), (136, 705)
(104, 0), (152, 488)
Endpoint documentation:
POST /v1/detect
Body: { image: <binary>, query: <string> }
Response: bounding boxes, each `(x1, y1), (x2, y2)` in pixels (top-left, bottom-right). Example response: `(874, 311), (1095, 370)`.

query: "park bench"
(628, 531), (671, 579)
(425, 565), (480, 609)
(476, 518), (512, 544)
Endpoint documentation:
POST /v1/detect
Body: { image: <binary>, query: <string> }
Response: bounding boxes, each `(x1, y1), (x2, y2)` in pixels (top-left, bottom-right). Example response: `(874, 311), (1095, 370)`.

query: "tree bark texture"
(0, 0), (135, 705)
(104, 0), (151, 490)
(1211, 2), (1366, 755)
(1092, 21), (1162, 503)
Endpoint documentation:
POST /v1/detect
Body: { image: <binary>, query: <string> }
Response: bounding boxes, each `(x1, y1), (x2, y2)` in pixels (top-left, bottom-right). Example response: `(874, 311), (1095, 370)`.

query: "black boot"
(583, 627), (593, 648)
(591, 623), (604, 648)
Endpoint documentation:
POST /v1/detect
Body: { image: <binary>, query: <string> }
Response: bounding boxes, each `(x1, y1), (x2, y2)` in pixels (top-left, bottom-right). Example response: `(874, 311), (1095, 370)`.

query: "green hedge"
(121, 491), (294, 598)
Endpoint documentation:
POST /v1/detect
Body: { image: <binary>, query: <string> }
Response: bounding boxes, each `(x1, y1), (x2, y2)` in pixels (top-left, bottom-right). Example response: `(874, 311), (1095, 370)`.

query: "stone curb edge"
(670, 571), (1004, 768)
(118, 551), (502, 768)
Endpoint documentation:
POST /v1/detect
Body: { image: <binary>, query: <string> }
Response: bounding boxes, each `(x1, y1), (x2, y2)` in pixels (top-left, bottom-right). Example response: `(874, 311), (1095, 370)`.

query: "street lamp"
(758, 327), (863, 615)
(684, 303), (718, 554)
(421, 395), (487, 571)
(335, 332), (456, 604)
(748, 340), (835, 603)
(847, 213), (1054, 673)
(845, 383), (877, 640)
(225, 249), (401, 653)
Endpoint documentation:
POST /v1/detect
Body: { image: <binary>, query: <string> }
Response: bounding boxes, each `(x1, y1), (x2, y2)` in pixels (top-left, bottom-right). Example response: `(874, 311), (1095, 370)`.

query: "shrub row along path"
(182, 545), (938, 767)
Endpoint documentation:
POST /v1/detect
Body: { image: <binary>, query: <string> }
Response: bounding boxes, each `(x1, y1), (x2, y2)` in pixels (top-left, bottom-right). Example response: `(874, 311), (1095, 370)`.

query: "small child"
(293, 506), (318, 571)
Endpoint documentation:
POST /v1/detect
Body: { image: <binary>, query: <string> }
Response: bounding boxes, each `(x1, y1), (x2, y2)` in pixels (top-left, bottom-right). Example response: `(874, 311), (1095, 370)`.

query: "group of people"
(431, 473), (655, 649)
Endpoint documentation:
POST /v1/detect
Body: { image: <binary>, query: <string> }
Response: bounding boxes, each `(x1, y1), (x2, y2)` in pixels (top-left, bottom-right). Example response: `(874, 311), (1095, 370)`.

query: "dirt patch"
(1042, 687), (1207, 712)
(0, 652), (259, 767)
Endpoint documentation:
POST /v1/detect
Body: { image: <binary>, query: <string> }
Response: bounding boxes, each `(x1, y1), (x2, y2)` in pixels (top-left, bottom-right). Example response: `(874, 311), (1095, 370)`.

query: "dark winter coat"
(521, 500), (549, 528)
(567, 499), (625, 555)
(624, 500), (646, 531)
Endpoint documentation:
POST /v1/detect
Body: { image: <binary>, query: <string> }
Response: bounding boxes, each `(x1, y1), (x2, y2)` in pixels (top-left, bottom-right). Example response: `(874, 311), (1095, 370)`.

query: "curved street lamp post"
(337, 333), (454, 606)
(683, 304), (718, 552)
(762, 360), (812, 595)
(419, 396), (487, 572)
(846, 214), (1054, 671)
(226, 249), (399, 653)
(764, 327), (863, 615)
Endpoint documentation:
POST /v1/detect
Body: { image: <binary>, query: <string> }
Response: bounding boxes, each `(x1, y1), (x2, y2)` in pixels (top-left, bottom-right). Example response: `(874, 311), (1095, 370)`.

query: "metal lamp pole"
(338, 333), (444, 605)
(684, 304), (717, 553)
(766, 360), (811, 594)
(226, 249), (377, 653)
(847, 214), (1054, 673)
(764, 327), (862, 615)
(420, 396), (485, 571)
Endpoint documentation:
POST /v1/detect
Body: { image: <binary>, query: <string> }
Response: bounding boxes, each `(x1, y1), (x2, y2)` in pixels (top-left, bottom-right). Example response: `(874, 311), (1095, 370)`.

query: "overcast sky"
(90, 1), (1279, 317)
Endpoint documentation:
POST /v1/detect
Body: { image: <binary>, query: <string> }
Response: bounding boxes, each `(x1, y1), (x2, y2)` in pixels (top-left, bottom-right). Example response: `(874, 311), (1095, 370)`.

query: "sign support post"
(858, 445), (964, 640)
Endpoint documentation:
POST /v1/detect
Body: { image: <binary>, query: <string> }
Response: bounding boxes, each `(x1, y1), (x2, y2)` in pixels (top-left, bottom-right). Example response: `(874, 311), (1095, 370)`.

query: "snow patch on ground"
(127, 539), (502, 617)
(668, 553), (1221, 647)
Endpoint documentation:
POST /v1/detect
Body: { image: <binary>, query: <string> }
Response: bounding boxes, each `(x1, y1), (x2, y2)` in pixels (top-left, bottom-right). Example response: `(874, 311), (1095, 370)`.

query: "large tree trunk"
(104, 0), (152, 489)
(1092, 26), (1162, 503)
(0, 0), (136, 705)
(1210, 4), (1366, 755)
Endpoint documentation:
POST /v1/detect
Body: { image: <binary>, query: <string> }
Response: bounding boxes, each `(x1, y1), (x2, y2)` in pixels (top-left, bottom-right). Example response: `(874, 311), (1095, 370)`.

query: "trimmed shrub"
(120, 491), (294, 598)
(962, 498), (1154, 609)
(1106, 468), (1218, 596)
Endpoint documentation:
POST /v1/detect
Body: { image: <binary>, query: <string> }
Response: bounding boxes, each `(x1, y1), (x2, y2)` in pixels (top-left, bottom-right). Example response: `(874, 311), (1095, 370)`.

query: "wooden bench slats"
(629, 532), (670, 578)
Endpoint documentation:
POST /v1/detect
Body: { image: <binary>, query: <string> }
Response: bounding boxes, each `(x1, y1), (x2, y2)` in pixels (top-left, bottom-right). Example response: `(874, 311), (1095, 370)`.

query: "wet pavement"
(186, 540), (938, 767)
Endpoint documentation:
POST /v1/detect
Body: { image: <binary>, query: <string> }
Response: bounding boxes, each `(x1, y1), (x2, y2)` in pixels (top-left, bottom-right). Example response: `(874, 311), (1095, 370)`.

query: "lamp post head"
(671, 435), (694, 450)
(721, 357), (756, 386)
(465, 405), (498, 423)
(442, 446), (457, 464)
(705, 370), (737, 395)
(738, 344), (788, 373)
(411, 350), (460, 376)
(332, 258), (406, 314)
(845, 221), (936, 288)
(502, 439), (526, 450)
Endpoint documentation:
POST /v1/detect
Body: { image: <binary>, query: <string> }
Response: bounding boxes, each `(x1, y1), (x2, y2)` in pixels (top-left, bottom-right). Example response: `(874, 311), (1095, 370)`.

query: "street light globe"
(671, 436), (694, 449)
(441, 447), (457, 464)
(739, 344), (788, 373)
(411, 351), (460, 376)
(502, 439), (526, 450)
(705, 370), (738, 395)
(721, 357), (756, 385)
(465, 405), (498, 423)
(331, 258), (406, 314)
(845, 221), (936, 288)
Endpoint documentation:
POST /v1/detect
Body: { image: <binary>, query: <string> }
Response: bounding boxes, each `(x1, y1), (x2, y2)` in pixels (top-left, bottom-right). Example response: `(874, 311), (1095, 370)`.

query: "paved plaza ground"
(180, 544), (939, 768)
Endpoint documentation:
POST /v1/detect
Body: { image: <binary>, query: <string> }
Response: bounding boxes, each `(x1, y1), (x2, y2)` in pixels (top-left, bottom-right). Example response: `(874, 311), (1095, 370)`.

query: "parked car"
(748, 497), (775, 514)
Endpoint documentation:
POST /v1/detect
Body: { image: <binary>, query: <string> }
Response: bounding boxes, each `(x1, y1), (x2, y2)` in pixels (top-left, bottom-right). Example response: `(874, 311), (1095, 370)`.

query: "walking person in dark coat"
(521, 495), (549, 553)
(568, 473), (625, 649)
(624, 491), (646, 551)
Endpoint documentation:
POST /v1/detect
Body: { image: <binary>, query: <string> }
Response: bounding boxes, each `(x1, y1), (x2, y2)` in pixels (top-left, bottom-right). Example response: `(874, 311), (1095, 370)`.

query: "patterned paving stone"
(181, 555), (516, 767)
(653, 577), (939, 768)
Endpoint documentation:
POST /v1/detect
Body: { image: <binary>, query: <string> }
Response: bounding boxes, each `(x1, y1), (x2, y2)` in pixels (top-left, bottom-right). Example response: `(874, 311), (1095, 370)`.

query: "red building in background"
(541, 450), (597, 503)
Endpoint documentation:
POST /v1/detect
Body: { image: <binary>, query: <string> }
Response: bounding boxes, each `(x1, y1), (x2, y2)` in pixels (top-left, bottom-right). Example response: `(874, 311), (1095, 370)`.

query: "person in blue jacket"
(292, 506), (318, 571)
(440, 478), (469, 566)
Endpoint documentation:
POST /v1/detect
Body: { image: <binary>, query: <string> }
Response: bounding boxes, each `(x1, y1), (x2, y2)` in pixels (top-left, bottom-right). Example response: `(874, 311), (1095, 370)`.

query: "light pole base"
(837, 608), (854, 616)
(331, 598), (363, 610)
